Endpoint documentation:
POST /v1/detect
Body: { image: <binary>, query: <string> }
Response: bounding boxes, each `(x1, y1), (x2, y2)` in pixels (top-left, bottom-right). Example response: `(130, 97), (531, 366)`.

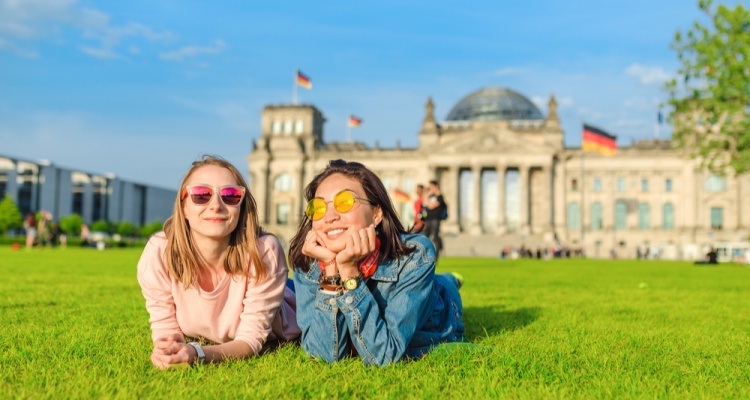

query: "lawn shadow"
(463, 305), (541, 341)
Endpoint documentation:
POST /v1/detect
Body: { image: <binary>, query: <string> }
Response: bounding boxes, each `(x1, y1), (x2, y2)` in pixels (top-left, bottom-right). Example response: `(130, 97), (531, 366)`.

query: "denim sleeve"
(337, 241), (436, 366)
(293, 264), (351, 363)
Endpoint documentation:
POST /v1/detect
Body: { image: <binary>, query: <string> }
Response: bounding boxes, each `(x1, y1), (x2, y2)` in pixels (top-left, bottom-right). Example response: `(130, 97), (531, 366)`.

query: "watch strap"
(187, 342), (205, 365)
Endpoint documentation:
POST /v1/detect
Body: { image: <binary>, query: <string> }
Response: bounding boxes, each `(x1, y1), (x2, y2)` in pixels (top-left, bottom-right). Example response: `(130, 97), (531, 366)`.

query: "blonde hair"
(163, 155), (267, 287)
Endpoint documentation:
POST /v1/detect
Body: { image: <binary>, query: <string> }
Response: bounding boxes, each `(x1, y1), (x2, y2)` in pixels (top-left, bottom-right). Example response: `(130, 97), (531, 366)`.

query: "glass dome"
(445, 87), (544, 121)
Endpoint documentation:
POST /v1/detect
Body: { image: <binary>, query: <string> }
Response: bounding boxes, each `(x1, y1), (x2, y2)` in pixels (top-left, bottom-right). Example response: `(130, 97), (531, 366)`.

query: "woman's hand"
(150, 334), (193, 369)
(301, 230), (337, 272)
(336, 224), (377, 277)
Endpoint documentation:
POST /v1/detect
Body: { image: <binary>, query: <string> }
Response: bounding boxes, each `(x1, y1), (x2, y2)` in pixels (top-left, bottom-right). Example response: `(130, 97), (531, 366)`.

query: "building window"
(704, 174), (727, 192)
(91, 176), (108, 222)
(571, 178), (578, 192)
(591, 202), (603, 231)
(276, 203), (290, 225)
(710, 207), (723, 229)
(273, 174), (293, 192)
(283, 120), (293, 134)
(272, 120), (281, 134)
(71, 172), (90, 218)
(567, 202), (580, 230)
(665, 178), (673, 192)
(403, 177), (414, 193)
(638, 203), (650, 230)
(295, 119), (303, 134)
(641, 178), (649, 192)
(615, 200), (627, 230)
(616, 178), (625, 192)
(662, 203), (674, 230)
(383, 178), (392, 191)
(593, 178), (602, 192)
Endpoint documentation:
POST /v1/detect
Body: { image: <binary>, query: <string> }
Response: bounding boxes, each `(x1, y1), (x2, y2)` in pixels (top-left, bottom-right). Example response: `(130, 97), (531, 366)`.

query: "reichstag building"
(248, 87), (749, 260)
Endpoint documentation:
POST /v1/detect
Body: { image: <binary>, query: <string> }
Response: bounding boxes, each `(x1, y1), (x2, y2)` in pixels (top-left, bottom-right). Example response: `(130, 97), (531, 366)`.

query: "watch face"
(343, 277), (359, 290)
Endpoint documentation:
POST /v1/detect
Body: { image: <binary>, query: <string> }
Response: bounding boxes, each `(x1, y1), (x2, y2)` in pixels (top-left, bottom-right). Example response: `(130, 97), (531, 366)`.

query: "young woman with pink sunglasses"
(137, 155), (299, 369)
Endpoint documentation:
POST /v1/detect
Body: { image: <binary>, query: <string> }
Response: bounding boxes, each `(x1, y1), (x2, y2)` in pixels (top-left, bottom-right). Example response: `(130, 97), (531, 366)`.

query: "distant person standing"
(24, 213), (36, 250)
(413, 184), (426, 230)
(37, 211), (51, 247)
(423, 180), (447, 257)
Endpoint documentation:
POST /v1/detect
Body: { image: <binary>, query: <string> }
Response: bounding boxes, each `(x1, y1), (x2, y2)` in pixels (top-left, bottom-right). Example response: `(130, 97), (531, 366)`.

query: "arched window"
(567, 202), (580, 230)
(591, 202), (603, 231)
(615, 200), (627, 230)
(283, 120), (293, 134)
(638, 203), (650, 230)
(273, 174), (292, 192)
(276, 203), (290, 225)
(271, 120), (281, 134)
(294, 119), (304, 134)
(662, 203), (674, 230)
(704, 174), (727, 192)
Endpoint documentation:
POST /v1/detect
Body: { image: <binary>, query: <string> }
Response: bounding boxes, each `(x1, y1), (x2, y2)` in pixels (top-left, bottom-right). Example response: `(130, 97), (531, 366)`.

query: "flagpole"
(292, 69), (298, 105)
(346, 118), (351, 142)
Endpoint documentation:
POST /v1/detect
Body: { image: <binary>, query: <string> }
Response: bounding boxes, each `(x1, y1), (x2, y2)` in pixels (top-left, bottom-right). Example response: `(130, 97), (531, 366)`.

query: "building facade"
(0, 154), (175, 227)
(248, 87), (750, 260)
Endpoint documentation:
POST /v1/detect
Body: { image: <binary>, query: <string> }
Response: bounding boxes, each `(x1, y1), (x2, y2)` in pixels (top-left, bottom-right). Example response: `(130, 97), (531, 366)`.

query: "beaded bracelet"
(318, 258), (336, 270)
(318, 273), (341, 286)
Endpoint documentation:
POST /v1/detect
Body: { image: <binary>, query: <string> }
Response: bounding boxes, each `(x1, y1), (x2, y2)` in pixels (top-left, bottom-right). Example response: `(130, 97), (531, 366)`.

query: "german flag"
(296, 70), (312, 89)
(348, 115), (362, 127)
(392, 189), (410, 203)
(582, 124), (617, 156)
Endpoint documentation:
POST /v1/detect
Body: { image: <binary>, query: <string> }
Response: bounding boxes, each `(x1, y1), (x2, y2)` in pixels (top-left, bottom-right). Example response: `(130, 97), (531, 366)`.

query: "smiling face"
(311, 173), (382, 253)
(182, 165), (242, 246)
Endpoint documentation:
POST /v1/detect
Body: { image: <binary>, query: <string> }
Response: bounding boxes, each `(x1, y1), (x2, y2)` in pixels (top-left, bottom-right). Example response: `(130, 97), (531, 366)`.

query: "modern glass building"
(0, 154), (175, 227)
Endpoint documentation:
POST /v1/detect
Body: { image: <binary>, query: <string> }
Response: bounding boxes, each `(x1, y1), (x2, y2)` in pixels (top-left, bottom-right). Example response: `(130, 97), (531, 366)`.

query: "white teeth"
(327, 229), (345, 236)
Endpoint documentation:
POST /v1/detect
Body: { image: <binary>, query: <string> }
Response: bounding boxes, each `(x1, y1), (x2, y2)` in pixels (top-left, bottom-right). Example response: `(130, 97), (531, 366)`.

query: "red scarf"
(358, 237), (381, 279)
(319, 237), (380, 278)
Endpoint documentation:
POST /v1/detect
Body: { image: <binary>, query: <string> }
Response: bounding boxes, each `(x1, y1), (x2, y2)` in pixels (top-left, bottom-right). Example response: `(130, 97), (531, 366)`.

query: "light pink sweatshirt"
(136, 232), (300, 354)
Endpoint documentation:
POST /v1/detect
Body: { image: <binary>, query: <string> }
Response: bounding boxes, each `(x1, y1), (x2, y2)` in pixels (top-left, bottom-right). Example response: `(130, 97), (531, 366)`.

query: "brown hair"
(162, 155), (267, 287)
(289, 159), (417, 272)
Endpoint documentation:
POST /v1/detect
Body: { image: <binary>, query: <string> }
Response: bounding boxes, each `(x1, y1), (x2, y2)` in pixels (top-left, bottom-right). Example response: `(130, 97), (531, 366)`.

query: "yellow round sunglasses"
(305, 190), (375, 221)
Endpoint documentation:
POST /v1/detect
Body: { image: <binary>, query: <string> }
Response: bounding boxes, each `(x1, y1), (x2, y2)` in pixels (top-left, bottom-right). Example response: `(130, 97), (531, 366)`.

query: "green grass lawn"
(1, 247), (748, 399)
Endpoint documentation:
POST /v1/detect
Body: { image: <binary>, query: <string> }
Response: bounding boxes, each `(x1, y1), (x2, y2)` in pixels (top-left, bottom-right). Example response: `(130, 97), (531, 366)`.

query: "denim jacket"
(293, 233), (464, 366)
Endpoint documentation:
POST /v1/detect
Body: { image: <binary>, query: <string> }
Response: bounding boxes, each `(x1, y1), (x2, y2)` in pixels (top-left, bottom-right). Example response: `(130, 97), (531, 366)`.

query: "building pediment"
(435, 130), (554, 155)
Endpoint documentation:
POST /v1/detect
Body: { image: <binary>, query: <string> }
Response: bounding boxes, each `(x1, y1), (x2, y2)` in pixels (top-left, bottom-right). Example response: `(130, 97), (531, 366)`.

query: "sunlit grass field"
(1, 246), (748, 399)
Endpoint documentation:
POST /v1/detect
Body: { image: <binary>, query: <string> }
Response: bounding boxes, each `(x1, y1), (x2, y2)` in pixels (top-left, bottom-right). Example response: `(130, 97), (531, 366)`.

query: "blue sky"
(0, 0), (728, 188)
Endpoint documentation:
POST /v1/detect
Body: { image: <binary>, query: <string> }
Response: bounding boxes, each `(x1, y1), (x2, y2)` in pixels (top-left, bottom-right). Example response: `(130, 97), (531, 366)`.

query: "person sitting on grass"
(137, 155), (300, 369)
(289, 159), (464, 366)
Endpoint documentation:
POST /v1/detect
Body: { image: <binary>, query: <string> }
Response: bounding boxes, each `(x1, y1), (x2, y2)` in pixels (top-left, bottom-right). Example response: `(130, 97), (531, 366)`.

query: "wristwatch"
(342, 274), (362, 291)
(187, 342), (205, 365)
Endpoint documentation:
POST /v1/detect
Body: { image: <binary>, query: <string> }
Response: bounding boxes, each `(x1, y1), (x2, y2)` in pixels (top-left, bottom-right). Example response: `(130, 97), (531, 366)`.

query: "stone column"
(256, 166), (268, 224)
(470, 165), (482, 235)
(293, 166), (302, 225)
(519, 165), (529, 234)
(496, 164), (506, 234)
(446, 165), (459, 234)
(553, 158), (567, 241)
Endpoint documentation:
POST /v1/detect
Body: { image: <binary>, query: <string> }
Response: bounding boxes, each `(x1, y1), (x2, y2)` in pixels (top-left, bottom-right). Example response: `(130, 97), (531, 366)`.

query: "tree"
(0, 194), (23, 234)
(139, 220), (164, 238)
(60, 214), (83, 237)
(116, 221), (137, 237)
(90, 220), (112, 233)
(666, 0), (750, 174)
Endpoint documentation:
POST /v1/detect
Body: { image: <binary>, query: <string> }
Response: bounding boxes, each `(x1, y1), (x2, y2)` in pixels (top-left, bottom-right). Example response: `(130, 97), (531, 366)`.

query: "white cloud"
(625, 63), (671, 85)
(494, 67), (521, 76)
(0, 0), (174, 59)
(80, 45), (119, 59)
(159, 40), (226, 61)
(558, 96), (574, 107)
